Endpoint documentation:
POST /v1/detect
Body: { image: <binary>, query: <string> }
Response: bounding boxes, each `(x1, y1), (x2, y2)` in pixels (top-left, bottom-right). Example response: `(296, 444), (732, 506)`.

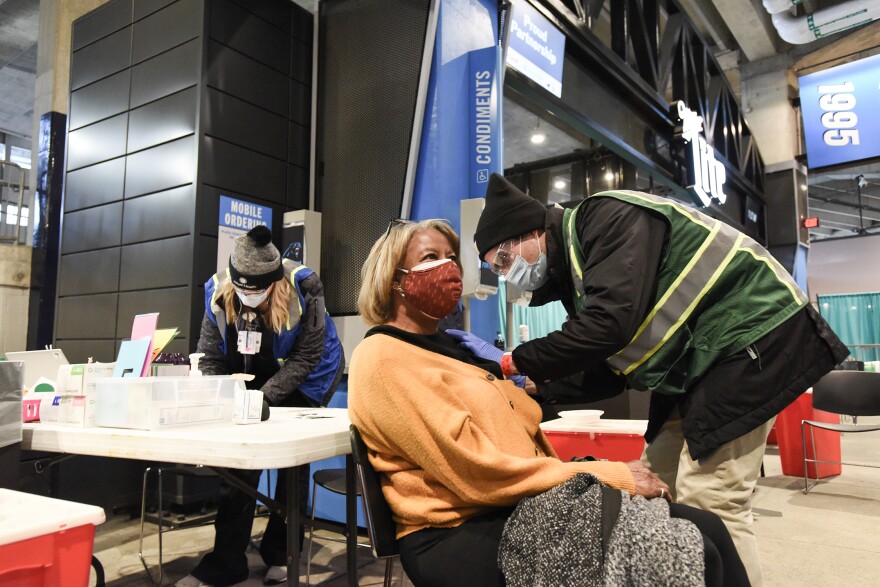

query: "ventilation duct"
(764, 0), (880, 44)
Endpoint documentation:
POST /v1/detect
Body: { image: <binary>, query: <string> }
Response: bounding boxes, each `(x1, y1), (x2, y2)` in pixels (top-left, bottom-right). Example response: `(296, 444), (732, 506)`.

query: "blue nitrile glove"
(445, 329), (526, 388)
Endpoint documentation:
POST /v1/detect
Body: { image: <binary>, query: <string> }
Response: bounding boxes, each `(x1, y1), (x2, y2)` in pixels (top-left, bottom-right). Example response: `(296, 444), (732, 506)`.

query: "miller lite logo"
(674, 101), (727, 208)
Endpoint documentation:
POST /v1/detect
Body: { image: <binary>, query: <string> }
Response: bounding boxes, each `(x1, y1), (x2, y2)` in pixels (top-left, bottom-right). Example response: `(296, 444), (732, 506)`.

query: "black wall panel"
(58, 248), (121, 296)
(291, 38), (311, 84)
(131, 0), (201, 65)
(234, 0), (291, 33)
(116, 287), (191, 338)
(206, 41), (288, 115)
(196, 234), (219, 286)
(69, 70), (132, 130)
(69, 27), (132, 90)
(60, 0), (313, 354)
(134, 0), (178, 20)
(120, 236), (193, 290)
(290, 81), (310, 126)
(72, 0), (133, 51)
(60, 203), (123, 254)
(287, 164), (308, 209)
(122, 186), (195, 243)
(194, 185), (245, 237)
(288, 122), (308, 167)
(64, 159), (126, 212)
(124, 136), (195, 197)
(210, 0), (289, 74)
(130, 39), (200, 108)
(56, 294), (119, 339)
(60, 340), (118, 364)
(127, 87), (197, 153)
(203, 89), (286, 159)
(66, 114), (128, 171)
(201, 137), (286, 202)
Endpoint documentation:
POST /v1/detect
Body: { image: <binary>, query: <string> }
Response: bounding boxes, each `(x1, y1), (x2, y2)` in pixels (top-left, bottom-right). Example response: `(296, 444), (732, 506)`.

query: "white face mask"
(505, 237), (549, 291)
(236, 289), (270, 308)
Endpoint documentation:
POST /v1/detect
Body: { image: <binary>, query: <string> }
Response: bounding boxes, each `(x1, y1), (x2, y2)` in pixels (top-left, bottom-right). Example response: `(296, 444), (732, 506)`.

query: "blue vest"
(204, 260), (343, 405)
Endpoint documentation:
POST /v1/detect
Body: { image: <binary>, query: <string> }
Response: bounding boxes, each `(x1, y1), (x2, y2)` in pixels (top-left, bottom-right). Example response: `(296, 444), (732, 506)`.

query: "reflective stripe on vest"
(564, 190), (806, 377)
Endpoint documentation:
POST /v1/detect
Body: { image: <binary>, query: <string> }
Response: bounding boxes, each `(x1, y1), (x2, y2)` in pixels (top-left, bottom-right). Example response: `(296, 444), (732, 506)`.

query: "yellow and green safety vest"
(563, 190), (808, 395)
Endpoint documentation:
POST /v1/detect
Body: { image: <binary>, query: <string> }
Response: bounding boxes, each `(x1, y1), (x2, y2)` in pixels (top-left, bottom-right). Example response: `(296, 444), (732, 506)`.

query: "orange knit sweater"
(348, 334), (635, 539)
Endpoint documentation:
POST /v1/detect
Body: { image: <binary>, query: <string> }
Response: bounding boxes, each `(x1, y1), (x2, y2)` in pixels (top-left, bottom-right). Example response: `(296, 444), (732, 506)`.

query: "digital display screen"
(799, 54), (880, 169)
(506, 1), (566, 98)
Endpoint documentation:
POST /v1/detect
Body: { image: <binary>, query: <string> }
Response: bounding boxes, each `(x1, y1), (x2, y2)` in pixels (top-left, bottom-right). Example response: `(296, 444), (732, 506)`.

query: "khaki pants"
(642, 408), (774, 587)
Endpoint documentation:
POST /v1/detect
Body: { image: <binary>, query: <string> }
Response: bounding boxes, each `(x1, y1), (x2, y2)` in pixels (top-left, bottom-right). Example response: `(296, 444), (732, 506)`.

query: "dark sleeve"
(261, 272), (326, 405)
(535, 363), (627, 404)
(512, 197), (667, 383)
(195, 313), (229, 376)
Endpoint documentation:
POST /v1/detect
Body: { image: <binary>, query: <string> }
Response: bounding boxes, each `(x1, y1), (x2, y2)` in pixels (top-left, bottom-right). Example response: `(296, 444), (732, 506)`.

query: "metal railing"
(0, 161), (27, 244)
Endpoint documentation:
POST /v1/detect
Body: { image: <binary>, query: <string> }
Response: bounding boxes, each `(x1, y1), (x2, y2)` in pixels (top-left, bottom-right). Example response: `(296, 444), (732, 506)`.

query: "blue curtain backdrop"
(818, 292), (880, 361)
(496, 280), (568, 345)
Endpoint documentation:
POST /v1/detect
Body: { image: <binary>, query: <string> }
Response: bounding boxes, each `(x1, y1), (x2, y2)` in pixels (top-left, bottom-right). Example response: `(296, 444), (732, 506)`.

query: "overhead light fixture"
(530, 119), (546, 144)
(604, 171), (614, 182)
(553, 179), (566, 190)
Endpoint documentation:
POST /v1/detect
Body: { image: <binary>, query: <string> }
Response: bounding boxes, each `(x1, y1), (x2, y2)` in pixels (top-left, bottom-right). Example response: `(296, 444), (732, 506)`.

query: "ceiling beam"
(708, 0), (780, 61)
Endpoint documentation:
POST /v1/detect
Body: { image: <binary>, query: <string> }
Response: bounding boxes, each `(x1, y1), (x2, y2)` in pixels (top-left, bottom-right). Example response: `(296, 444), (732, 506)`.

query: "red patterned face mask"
(396, 259), (463, 320)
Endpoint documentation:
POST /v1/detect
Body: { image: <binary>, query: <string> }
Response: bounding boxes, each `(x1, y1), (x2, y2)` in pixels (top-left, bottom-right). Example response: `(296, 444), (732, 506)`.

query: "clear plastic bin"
(94, 376), (242, 430)
(0, 489), (105, 587)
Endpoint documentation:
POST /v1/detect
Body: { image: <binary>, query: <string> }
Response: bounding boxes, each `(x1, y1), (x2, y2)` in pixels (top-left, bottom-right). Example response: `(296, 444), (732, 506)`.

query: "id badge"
(237, 330), (262, 355)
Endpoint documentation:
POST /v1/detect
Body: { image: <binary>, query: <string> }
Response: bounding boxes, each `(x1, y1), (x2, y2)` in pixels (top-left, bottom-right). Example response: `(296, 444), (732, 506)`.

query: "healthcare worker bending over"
(177, 225), (344, 587)
(448, 173), (848, 587)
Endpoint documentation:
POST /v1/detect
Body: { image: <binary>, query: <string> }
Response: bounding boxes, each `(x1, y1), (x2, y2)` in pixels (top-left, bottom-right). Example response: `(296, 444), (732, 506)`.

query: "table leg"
(346, 455), (357, 587)
(287, 466), (300, 586)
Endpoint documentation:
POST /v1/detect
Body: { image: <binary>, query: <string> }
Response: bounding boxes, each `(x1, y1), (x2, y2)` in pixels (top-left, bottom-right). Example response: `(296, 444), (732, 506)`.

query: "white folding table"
(21, 407), (358, 586)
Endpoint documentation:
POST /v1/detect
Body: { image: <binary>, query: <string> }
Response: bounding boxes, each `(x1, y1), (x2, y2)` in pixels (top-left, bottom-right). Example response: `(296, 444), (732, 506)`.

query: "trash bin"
(0, 361), (24, 490)
(541, 419), (647, 462)
(775, 390), (842, 479)
(0, 489), (106, 587)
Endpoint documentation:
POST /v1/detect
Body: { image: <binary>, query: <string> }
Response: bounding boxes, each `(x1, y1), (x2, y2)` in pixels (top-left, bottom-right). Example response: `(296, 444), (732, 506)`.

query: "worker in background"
(176, 225), (344, 587)
(447, 173), (849, 587)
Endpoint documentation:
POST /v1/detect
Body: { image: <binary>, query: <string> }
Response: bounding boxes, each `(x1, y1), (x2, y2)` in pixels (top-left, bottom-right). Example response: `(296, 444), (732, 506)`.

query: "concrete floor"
(91, 419), (880, 586)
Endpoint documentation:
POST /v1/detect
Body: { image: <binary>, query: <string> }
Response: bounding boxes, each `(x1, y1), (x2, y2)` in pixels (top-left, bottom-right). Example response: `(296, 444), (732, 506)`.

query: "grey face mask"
(505, 237), (549, 291)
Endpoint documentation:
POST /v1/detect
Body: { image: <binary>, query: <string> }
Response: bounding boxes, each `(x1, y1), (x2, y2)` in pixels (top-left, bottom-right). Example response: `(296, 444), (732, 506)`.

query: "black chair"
(304, 467), (368, 585)
(802, 371), (880, 493)
(138, 465), (219, 584)
(350, 424), (401, 587)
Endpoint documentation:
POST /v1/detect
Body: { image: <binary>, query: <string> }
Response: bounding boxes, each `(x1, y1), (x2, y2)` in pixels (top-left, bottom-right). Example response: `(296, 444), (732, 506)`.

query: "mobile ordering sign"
(798, 54), (880, 169)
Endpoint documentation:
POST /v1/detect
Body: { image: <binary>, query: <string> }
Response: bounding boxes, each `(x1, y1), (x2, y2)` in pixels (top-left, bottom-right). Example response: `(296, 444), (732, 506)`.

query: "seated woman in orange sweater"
(348, 219), (748, 587)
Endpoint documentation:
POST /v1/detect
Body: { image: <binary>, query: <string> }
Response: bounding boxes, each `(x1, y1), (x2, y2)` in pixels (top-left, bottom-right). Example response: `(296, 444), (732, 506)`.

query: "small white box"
(94, 376), (240, 430)
(40, 394), (96, 428)
(56, 363), (115, 396)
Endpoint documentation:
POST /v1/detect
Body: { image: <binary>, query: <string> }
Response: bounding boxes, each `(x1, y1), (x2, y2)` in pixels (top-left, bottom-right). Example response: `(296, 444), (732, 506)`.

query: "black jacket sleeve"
(512, 197), (668, 383)
(195, 313), (229, 376)
(261, 272), (327, 405)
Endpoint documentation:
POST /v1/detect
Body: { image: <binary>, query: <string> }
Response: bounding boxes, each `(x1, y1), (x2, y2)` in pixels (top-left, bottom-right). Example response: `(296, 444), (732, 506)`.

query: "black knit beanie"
(474, 173), (547, 259)
(229, 225), (284, 290)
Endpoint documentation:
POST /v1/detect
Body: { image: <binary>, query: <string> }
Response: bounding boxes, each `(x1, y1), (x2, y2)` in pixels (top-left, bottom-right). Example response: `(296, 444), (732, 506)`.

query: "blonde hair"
(220, 276), (292, 334)
(358, 219), (461, 326)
